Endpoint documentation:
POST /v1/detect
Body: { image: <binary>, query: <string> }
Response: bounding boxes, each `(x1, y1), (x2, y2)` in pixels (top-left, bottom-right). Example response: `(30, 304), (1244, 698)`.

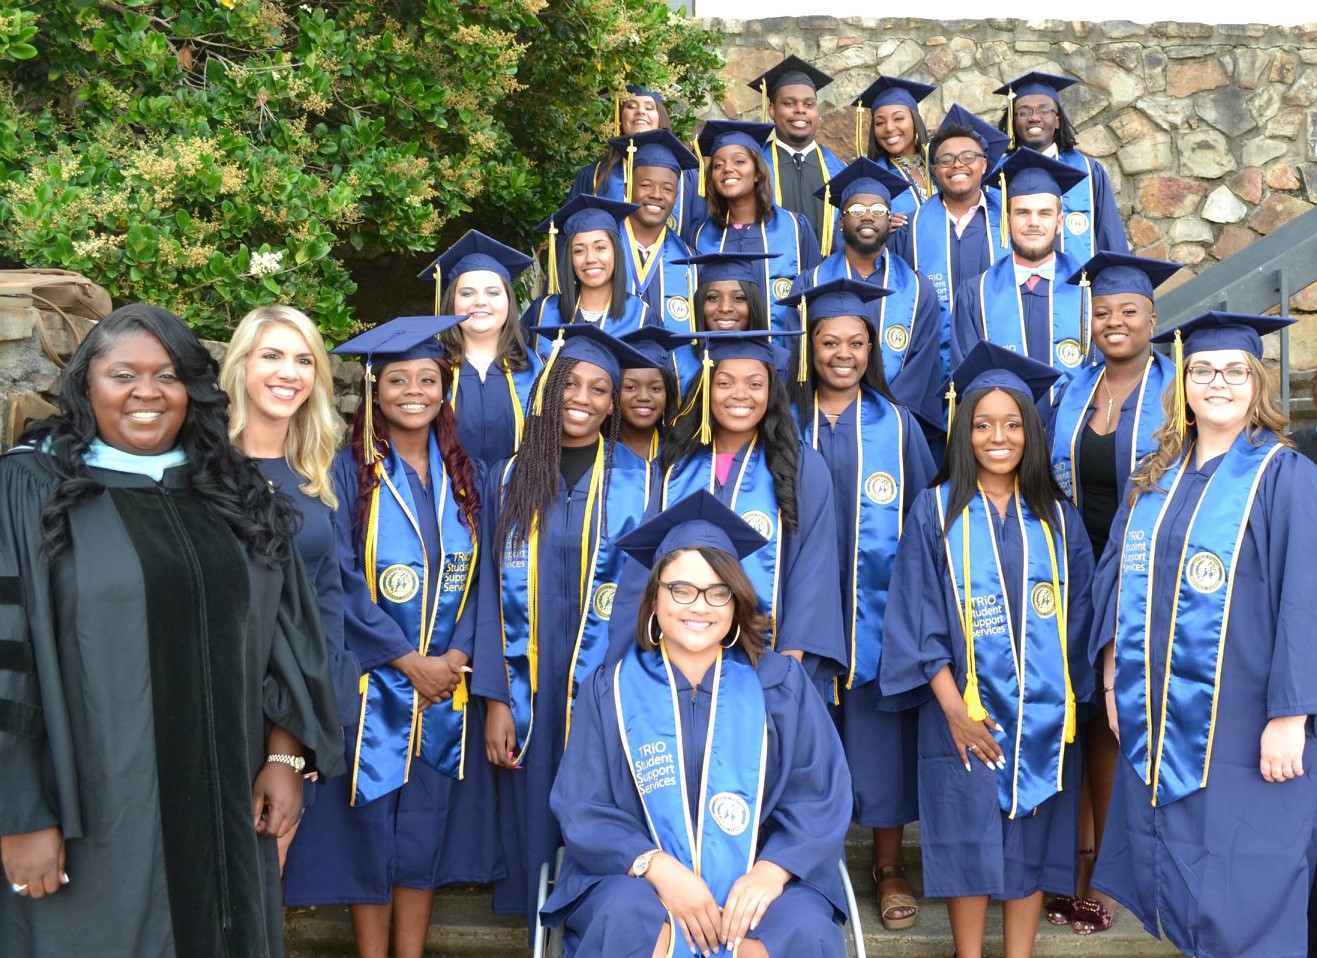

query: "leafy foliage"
(0, 1), (723, 341)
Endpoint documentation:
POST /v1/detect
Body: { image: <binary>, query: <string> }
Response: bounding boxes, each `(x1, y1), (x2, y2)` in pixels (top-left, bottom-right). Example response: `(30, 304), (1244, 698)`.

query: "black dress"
(0, 449), (344, 958)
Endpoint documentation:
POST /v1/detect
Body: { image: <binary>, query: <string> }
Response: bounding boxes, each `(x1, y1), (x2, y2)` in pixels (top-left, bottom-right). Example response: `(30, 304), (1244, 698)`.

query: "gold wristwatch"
(266, 753), (306, 773)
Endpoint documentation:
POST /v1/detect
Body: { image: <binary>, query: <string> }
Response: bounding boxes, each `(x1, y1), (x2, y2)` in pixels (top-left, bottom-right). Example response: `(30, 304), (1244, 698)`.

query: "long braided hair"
(495, 356), (622, 549)
(348, 356), (480, 544)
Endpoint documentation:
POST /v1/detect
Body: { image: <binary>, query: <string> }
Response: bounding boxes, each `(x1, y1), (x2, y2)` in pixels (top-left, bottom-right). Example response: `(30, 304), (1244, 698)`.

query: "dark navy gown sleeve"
(889, 272), (946, 429)
(880, 488), (957, 695)
(330, 450), (416, 671)
(1088, 159), (1129, 255)
(950, 277), (985, 370)
(1257, 452), (1317, 717)
(1059, 499), (1097, 704)
(470, 459), (511, 704)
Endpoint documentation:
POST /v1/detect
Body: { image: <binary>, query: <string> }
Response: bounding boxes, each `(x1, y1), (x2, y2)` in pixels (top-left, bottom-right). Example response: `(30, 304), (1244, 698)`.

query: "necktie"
(1024, 274), (1041, 292)
(792, 152), (805, 172)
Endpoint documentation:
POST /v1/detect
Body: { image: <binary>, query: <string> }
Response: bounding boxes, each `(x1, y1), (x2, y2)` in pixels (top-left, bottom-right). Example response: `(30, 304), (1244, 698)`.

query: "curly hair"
(495, 356), (623, 549)
(661, 359), (801, 532)
(220, 305), (342, 508)
(634, 546), (771, 666)
(995, 100), (1078, 153)
(438, 274), (532, 372)
(23, 303), (299, 566)
(347, 356), (480, 543)
(1127, 352), (1293, 504)
(932, 385), (1063, 532)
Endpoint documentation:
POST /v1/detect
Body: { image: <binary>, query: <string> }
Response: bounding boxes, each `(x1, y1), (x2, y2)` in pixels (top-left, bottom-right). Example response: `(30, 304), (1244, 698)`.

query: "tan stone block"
(0, 306), (37, 342)
(1285, 68), (1317, 107)
(1248, 193), (1314, 233)
(1166, 60), (1227, 98)
(1125, 213), (1163, 249)
(1076, 125), (1119, 159)
(1266, 162), (1301, 191)
(1134, 239), (1170, 260)
(1227, 168), (1264, 204)
(1293, 281), (1317, 313)
(1272, 51), (1298, 85)
(1014, 41), (1051, 53)
(1108, 108), (1152, 144)
(1117, 132), (1173, 174)
(1137, 176), (1208, 218)
(1176, 129), (1237, 178)
(923, 47), (955, 82)
(1267, 107), (1306, 141)
(1170, 243), (1206, 266)
(1202, 185), (1248, 223)
(1209, 224), (1258, 261)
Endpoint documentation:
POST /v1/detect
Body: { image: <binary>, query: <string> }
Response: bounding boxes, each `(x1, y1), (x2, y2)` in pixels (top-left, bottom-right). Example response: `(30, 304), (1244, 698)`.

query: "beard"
(842, 219), (891, 256)
(1010, 233), (1057, 263)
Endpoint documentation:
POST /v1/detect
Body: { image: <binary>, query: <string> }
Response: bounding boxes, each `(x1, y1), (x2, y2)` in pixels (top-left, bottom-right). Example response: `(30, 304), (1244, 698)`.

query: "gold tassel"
(944, 380), (957, 443)
(998, 170), (1009, 251)
(546, 220), (560, 295)
(624, 136), (637, 202)
(694, 137), (706, 198)
(698, 345), (714, 446)
(854, 104), (864, 159)
(796, 300), (809, 384)
(963, 674), (989, 722)
(820, 182), (833, 258)
(363, 361), (379, 465)
(760, 82), (768, 122)
(686, 266), (697, 332)
(1172, 329), (1186, 439)
(1006, 88), (1016, 150)
(532, 331), (565, 416)
(613, 95), (620, 138)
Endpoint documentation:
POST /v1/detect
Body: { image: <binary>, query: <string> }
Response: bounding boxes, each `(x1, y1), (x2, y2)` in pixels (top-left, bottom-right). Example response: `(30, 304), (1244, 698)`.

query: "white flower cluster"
(249, 250), (284, 276)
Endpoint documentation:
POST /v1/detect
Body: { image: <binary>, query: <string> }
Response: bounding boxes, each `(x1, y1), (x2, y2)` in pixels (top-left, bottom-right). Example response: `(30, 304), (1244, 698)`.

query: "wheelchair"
(533, 854), (868, 958)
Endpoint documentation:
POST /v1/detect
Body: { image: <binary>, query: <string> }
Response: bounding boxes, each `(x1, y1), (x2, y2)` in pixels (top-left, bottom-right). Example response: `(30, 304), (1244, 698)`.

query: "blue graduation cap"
(1150, 310), (1294, 359)
(620, 327), (680, 369)
(1065, 252), (1182, 300)
(535, 194), (638, 295)
(994, 71), (1077, 102)
(418, 230), (533, 314)
(998, 147), (1087, 198)
(695, 119), (775, 161)
(529, 322), (657, 388)
(624, 82), (665, 104)
(937, 104), (1011, 171)
(678, 330), (805, 443)
(332, 314), (466, 365)
(777, 278), (892, 382)
(813, 156), (913, 206)
(672, 251), (780, 288)
(853, 75), (936, 112)
(943, 340), (1062, 432)
(608, 129), (698, 175)
(617, 490), (769, 570)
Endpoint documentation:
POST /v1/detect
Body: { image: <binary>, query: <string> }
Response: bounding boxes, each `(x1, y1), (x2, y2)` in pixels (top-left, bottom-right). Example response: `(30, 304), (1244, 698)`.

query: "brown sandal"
(1044, 894), (1078, 925)
(874, 864), (919, 931)
(1071, 897), (1113, 935)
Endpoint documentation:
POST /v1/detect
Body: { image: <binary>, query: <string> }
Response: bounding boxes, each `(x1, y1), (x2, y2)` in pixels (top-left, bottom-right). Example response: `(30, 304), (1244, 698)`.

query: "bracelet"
(266, 753), (306, 773)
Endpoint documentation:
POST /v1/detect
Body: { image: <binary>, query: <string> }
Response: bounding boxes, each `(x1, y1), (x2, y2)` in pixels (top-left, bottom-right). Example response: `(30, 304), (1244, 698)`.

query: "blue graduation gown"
(606, 442), (846, 694)
(569, 160), (706, 239)
(759, 135), (847, 239)
(1057, 150), (1128, 260)
(471, 456), (650, 923)
(620, 225), (698, 333)
(809, 400), (936, 827)
(543, 653), (851, 958)
(691, 208), (822, 332)
(521, 293), (651, 355)
(881, 488), (1094, 899)
(283, 448), (502, 904)
(876, 154), (936, 221)
(453, 355), (542, 467)
(789, 250), (944, 429)
(1088, 448), (1317, 958)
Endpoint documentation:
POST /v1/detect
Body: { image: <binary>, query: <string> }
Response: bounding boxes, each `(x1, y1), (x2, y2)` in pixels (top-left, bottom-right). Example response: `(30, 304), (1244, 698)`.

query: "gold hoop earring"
(721, 624), (741, 650)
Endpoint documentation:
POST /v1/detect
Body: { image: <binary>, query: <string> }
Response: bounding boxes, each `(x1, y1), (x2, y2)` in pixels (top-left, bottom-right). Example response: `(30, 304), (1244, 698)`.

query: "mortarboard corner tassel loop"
(533, 331), (566, 417)
(698, 346), (714, 446)
(1172, 329), (1187, 440)
(363, 361), (379, 466)
(944, 380), (957, 442)
(546, 219), (560, 295)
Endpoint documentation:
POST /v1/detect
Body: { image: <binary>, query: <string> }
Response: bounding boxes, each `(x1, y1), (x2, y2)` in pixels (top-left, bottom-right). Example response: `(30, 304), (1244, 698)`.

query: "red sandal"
(1044, 894), (1077, 925)
(1070, 897), (1113, 935)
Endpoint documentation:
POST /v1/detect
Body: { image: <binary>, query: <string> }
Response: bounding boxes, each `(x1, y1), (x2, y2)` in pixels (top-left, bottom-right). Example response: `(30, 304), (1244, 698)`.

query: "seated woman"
(543, 491), (853, 958)
(421, 229), (542, 466)
(0, 304), (343, 955)
(881, 342), (1094, 958)
(523, 195), (652, 344)
(689, 120), (821, 333)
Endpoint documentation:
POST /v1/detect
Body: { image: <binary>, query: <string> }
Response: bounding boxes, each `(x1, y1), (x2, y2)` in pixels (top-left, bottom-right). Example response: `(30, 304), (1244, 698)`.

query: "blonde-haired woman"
(220, 307), (360, 823)
(1090, 311), (1317, 958)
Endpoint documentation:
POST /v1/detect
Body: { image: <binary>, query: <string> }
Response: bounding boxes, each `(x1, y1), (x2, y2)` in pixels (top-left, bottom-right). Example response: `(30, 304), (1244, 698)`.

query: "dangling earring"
(647, 614), (663, 647)
(721, 624), (741, 649)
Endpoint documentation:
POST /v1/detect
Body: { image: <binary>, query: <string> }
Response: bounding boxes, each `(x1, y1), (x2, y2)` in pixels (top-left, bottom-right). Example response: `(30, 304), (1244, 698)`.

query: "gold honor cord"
(959, 496), (990, 722)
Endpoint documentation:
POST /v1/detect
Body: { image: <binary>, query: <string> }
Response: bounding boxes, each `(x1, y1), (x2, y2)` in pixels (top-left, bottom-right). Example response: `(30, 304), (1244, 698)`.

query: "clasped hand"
(647, 854), (788, 955)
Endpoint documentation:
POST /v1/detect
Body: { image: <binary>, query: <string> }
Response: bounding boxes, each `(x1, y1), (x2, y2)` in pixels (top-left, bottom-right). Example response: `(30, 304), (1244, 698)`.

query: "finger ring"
(966, 744), (976, 751)
(10, 883), (27, 894)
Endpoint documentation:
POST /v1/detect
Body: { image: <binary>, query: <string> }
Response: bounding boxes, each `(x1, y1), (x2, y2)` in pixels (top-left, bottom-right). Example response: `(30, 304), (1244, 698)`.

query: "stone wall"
(705, 15), (1317, 365)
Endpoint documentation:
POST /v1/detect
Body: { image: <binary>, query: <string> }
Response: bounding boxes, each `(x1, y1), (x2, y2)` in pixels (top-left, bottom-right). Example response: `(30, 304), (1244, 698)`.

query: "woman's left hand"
(719, 860), (790, 949)
(1260, 715), (1308, 783)
(890, 212), (909, 231)
(252, 761), (303, 837)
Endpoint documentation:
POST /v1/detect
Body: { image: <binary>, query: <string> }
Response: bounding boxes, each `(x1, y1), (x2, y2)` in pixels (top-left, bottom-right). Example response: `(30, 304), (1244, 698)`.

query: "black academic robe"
(0, 449), (345, 958)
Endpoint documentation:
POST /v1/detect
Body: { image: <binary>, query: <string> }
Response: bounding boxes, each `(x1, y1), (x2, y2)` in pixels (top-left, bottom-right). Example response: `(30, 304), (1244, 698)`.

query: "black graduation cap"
(748, 55), (833, 98)
(617, 489), (769, 569)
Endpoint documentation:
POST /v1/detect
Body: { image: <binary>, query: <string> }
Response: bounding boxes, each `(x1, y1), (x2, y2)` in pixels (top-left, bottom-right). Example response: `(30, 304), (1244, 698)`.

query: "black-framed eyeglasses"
(1015, 106), (1059, 120)
(931, 150), (986, 169)
(1186, 364), (1251, 386)
(842, 202), (889, 218)
(659, 580), (734, 607)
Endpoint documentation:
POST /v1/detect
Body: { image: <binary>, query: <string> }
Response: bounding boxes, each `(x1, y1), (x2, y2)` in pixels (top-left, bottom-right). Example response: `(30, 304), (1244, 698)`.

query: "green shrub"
(0, 0), (723, 341)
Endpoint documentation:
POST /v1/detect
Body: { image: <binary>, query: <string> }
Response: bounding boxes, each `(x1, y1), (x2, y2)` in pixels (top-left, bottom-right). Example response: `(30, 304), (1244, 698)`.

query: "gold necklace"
(1100, 373), (1139, 428)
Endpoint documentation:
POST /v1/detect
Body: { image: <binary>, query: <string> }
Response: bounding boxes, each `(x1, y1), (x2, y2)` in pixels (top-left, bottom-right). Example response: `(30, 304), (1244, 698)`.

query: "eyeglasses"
(931, 150), (986, 169)
(659, 580), (734, 607)
(1015, 106), (1059, 120)
(842, 202), (890, 218)
(1186, 364), (1251, 386)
